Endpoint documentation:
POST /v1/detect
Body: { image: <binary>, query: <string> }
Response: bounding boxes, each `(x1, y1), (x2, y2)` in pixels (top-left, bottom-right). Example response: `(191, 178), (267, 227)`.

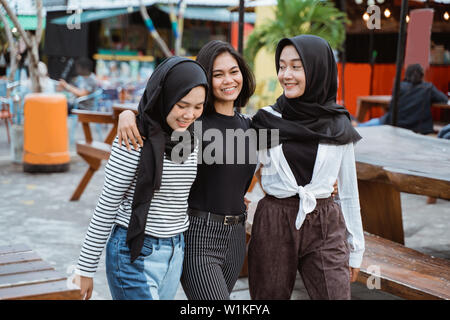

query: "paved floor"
(0, 123), (449, 300)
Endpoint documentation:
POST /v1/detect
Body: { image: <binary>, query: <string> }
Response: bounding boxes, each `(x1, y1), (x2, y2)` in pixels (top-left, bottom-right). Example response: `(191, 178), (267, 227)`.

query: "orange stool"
(23, 93), (70, 172)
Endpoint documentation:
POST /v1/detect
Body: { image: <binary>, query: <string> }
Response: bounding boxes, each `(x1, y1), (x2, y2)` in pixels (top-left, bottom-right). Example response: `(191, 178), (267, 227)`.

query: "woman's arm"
(337, 143), (365, 280)
(117, 110), (144, 151)
(75, 137), (141, 291)
(430, 85), (448, 103)
(58, 79), (89, 97)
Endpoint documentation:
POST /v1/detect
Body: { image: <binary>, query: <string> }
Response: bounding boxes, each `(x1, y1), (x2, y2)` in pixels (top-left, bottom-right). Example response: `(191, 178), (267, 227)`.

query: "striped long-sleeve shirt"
(75, 137), (198, 277)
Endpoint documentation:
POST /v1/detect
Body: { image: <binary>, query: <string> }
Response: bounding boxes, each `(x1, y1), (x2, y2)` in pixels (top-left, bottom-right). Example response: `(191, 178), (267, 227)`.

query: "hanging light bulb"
(377, 0), (385, 3)
(355, 0), (363, 4)
(363, 12), (370, 22)
(444, 12), (449, 21)
(384, 9), (391, 18)
(406, 15), (410, 23)
(367, 0), (375, 5)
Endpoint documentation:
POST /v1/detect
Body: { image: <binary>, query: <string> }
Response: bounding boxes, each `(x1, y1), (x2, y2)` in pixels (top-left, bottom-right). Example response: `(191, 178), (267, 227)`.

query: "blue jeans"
(105, 225), (184, 300)
(358, 117), (382, 127)
(438, 124), (450, 139)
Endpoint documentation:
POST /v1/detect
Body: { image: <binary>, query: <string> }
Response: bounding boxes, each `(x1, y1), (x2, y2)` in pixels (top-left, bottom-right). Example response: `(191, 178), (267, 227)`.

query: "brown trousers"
(248, 195), (350, 300)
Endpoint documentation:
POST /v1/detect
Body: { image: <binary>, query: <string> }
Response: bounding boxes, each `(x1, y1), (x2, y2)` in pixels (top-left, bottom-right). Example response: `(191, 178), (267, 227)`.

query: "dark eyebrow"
(178, 100), (205, 106)
(279, 58), (302, 63)
(212, 65), (239, 73)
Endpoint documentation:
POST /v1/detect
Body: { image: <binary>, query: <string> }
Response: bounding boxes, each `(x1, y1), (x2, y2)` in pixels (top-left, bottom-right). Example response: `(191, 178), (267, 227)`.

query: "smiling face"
(278, 45), (306, 99)
(166, 86), (205, 131)
(211, 52), (243, 104)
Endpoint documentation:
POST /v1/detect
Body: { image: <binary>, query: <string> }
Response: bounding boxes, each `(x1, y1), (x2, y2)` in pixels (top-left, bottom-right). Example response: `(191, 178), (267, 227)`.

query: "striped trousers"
(180, 214), (247, 300)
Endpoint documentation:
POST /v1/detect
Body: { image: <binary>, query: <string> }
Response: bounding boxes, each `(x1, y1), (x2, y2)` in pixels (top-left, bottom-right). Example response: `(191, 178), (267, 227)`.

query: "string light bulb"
(363, 12), (370, 22)
(406, 15), (410, 23)
(444, 12), (449, 21)
(384, 9), (391, 18)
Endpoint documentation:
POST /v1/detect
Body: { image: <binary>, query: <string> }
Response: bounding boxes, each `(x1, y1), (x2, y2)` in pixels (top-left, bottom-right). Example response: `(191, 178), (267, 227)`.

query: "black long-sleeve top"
(188, 111), (257, 216)
(381, 81), (448, 134)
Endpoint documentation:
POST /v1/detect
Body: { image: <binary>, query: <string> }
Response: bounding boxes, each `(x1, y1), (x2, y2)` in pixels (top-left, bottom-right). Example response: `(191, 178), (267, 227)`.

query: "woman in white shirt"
(249, 35), (365, 300)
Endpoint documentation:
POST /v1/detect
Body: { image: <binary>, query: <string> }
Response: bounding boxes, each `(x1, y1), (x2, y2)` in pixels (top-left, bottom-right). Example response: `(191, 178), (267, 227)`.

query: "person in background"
(23, 61), (56, 93)
(58, 57), (98, 112)
(358, 64), (448, 134)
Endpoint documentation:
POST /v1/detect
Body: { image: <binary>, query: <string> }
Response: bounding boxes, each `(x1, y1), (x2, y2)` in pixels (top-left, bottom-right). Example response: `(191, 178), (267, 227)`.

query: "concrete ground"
(0, 122), (449, 300)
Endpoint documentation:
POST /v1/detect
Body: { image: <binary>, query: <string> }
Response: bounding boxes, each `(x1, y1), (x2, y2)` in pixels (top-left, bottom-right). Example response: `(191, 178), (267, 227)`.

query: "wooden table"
(356, 95), (450, 122)
(70, 104), (139, 201)
(0, 244), (81, 300)
(112, 102), (138, 116)
(354, 125), (450, 244)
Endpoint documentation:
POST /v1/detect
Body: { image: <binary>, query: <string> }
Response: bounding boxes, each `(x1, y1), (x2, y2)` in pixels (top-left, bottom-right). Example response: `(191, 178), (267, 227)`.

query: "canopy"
(50, 7), (140, 25)
(157, 5), (255, 23)
(0, 15), (46, 30)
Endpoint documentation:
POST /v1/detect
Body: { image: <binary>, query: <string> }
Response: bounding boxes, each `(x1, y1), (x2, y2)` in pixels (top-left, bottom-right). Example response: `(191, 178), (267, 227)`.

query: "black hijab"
(252, 35), (361, 185)
(127, 57), (208, 263)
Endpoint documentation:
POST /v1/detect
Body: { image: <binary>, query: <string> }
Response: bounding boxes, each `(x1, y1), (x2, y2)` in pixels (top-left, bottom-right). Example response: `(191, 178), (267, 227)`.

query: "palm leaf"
(245, 0), (348, 67)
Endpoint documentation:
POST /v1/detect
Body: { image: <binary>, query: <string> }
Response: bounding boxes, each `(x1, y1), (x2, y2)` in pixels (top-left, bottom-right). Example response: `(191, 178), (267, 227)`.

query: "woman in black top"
(117, 41), (257, 299)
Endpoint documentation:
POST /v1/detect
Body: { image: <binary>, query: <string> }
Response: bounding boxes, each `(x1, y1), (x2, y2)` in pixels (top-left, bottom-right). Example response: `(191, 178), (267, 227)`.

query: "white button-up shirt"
(258, 106), (365, 268)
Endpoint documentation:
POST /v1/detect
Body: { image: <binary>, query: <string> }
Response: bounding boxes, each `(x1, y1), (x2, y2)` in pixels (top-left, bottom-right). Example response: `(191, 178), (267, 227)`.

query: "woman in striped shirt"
(73, 57), (208, 300)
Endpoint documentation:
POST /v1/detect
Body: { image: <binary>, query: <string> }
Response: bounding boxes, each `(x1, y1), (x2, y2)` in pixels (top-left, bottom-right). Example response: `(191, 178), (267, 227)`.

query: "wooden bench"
(70, 110), (117, 201)
(357, 232), (450, 300)
(0, 244), (81, 300)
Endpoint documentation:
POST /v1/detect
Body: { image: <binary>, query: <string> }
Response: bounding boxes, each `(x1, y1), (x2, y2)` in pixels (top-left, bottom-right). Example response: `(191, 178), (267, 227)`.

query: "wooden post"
(339, 0), (347, 106)
(236, 0), (245, 114)
(238, 0), (245, 55)
(391, 0), (409, 127)
(0, 10), (18, 91)
(0, 0), (44, 93)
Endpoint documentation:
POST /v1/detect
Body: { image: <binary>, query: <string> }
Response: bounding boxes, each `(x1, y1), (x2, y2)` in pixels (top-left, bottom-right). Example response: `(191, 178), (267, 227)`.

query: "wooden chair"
(70, 109), (117, 201)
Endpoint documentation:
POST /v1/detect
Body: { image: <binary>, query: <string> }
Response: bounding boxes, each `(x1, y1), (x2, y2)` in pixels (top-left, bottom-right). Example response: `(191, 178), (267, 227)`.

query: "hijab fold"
(252, 35), (361, 185)
(127, 57), (208, 263)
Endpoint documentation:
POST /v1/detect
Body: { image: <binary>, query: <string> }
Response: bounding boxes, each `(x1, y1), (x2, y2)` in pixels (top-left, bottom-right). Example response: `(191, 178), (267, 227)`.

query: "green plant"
(244, 0), (348, 68)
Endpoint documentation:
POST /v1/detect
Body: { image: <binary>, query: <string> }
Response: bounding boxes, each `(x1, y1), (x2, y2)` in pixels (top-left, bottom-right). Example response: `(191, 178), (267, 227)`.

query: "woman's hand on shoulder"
(117, 110), (143, 151)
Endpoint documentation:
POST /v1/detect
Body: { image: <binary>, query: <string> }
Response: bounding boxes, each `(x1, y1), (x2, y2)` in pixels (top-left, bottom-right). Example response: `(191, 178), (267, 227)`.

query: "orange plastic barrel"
(23, 93), (70, 172)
